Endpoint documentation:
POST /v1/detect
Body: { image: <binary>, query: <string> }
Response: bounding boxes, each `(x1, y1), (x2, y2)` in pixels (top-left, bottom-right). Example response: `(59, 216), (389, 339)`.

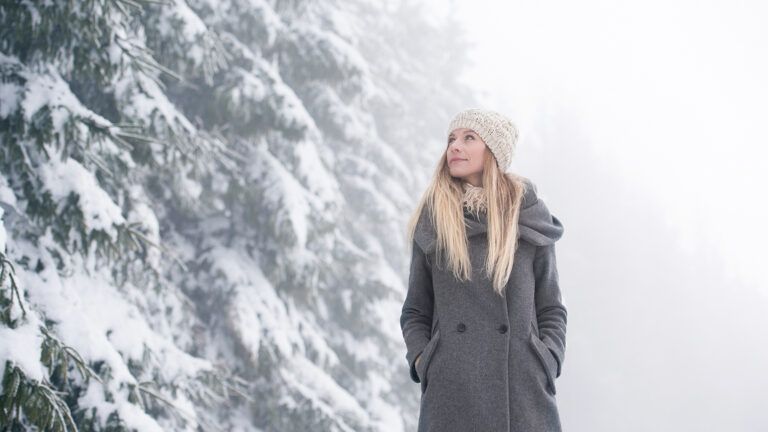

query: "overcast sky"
(454, 0), (768, 293)
(445, 1), (768, 430)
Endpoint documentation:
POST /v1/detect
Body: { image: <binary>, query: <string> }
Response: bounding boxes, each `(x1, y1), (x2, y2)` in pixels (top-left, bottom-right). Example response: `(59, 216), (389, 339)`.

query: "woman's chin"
(449, 169), (476, 179)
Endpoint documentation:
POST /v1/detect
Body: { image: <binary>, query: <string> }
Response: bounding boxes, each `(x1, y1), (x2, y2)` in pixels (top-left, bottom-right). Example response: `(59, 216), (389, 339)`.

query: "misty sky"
(443, 1), (768, 430)
(456, 0), (767, 292)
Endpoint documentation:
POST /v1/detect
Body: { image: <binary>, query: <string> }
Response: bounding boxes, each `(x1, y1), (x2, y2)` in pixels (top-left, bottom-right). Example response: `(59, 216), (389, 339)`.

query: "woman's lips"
(449, 159), (467, 164)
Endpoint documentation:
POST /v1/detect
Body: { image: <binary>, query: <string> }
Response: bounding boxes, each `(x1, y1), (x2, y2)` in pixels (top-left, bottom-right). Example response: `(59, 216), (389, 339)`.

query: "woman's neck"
(463, 174), (482, 188)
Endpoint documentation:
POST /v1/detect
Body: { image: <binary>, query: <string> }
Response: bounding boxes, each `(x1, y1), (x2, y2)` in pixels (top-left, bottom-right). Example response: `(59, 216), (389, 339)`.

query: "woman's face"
(446, 128), (487, 186)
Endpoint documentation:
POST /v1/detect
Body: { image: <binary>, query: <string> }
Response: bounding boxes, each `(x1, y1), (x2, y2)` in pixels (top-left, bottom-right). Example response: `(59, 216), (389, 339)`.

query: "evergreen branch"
(125, 225), (188, 272)
(0, 363), (78, 432)
(122, 0), (171, 6)
(112, 129), (157, 144)
(111, 0), (141, 15)
(0, 258), (6, 289)
(222, 380), (252, 403)
(37, 377), (77, 432)
(8, 272), (24, 317)
(39, 326), (102, 384)
(114, 0), (151, 10)
(199, 368), (253, 404)
(114, 34), (185, 84)
(78, 115), (132, 152)
(133, 382), (224, 432)
(0, 253), (26, 318)
(83, 152), (113, 179)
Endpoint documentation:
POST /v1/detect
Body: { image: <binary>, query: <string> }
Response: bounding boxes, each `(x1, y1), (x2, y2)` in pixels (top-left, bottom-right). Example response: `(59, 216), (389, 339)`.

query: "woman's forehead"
(449, 128), (477, 136)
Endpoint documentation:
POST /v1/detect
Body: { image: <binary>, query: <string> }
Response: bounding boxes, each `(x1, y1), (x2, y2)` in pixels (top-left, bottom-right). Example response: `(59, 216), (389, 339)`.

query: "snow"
(0, 207), (6, 252)
(0, 81), (21, 118)
(252, 140), (314, 250)
(156, 0), (211, 67)
(176, 166), (203, 202)
(19, 0), (41, 27)
(235, 69), (268, 103)
(0, 316), (46, 382)
(292, 137), (343, 207)
(20, 67), (112, 134)
(5, 222), (214, 429)
(78, 380), (165, 432)
(206, 246), (303, 362)
(126, 185), (161, 268)
(116, 72), (197, 138)
(368, 297), (406, 344)
(0, 200), (47, 386)
(280, 355), (371, 431)
(286, 297), (340, 368)
(363, 371), (406, 432)
(339, 330), (380, 364)
(288, 22), (371, 82)
(194, 0), (284, 47)
(251, 55), (318, 134)
(37, 154), (126, 237)
(0, 0), (461, 429)
(169, 0), (208, 40)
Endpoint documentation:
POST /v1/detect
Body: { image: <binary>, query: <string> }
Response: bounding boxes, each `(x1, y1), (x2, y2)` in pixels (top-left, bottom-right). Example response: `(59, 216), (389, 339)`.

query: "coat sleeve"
(400, 239), (435, 383)
(533, 242), (567, 378)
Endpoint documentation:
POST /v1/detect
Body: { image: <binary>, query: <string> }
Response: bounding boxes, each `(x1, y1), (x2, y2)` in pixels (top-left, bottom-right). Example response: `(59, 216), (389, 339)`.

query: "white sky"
(440, 2), (768, 430)
(453, 0), (768, 294)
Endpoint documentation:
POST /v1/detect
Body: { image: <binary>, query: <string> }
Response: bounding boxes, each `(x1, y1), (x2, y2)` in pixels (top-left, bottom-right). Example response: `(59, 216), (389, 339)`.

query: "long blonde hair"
(405, 150), (527, 297)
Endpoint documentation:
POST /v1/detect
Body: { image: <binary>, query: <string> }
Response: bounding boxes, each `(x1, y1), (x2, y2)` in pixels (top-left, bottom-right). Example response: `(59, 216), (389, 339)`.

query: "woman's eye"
(466, 135), (473, 140)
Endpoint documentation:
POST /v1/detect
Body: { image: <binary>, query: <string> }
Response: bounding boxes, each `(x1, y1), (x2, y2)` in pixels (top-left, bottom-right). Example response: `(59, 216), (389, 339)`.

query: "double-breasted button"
(498, 324), (508, 334)
(456, 322), (466, 332)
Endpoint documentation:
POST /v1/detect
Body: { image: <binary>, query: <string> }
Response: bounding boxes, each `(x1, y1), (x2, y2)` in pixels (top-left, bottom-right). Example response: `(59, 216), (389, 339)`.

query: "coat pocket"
(528, 324), (558, 395)
(416, 328), (441, 394)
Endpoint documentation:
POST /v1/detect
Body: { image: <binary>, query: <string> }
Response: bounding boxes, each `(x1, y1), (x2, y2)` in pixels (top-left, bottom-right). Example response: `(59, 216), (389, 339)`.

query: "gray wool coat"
(400, 177), (566, 432)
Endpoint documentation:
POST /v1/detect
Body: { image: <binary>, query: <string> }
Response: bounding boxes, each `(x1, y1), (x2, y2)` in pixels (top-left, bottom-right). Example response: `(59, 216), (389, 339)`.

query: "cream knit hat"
(446, 108), (519, 172)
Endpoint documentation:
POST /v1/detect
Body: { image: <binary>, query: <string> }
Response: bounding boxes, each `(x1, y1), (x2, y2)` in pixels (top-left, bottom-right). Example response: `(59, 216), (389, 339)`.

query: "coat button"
(498, 324), (508, 334)
(456, 322), (466, 332)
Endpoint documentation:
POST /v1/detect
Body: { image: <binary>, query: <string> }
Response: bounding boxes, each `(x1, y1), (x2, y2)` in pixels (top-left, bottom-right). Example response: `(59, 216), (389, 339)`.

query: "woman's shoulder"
(512, 174), (565, 245)
(505, 173), (539, 209)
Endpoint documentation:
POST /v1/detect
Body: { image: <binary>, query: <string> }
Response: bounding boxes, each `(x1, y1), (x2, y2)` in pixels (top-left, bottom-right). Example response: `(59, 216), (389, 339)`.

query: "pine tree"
(1, 0), (245, 430)
(1, 0), (478, 430)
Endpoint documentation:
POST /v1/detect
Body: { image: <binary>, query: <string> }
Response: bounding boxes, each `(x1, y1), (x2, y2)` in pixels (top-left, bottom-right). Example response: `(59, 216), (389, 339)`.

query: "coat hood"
(516, 178), (564, 246)
(413, 178), (564, 254)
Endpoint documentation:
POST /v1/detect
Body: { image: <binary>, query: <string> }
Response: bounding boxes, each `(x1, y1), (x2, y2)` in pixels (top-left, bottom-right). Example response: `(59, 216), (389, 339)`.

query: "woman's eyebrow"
(449, 131), (475, 137)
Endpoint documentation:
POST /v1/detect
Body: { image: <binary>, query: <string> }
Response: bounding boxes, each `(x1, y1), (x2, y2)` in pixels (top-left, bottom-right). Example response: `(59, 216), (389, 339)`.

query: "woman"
(400, 108), (566, 432)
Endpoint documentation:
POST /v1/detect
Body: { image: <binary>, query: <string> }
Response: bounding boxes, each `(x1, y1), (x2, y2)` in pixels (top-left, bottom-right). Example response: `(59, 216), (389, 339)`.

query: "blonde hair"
(405, 150), (527, 297)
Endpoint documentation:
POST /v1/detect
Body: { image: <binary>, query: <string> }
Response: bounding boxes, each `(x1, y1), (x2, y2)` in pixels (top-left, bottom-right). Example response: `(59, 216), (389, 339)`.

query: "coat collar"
(463, 208), (488, 237)
(413, 178), (564, 254)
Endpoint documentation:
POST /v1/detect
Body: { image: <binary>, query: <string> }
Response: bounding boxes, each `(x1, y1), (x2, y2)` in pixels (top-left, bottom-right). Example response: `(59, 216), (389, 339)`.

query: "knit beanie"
(446, 108), (519, 172)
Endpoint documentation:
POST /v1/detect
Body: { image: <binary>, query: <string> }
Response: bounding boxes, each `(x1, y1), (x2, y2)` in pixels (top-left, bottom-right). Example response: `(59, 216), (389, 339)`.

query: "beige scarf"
(461, 181), (488, 217)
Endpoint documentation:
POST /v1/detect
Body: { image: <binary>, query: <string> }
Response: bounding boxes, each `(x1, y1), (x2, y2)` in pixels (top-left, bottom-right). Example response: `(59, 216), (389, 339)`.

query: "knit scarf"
(461, 181), (488, 217)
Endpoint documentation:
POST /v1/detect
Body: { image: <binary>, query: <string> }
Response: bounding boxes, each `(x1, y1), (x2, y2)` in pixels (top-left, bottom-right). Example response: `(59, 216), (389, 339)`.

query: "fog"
(453, 1), (768, 430)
